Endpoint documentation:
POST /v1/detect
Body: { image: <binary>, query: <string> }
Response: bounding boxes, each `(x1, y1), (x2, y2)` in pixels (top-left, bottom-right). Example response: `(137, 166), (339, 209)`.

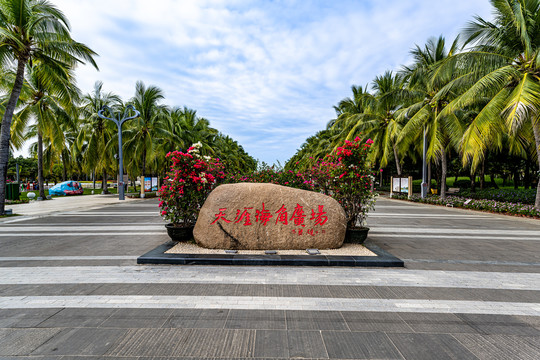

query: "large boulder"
(194, 182), (347, 249)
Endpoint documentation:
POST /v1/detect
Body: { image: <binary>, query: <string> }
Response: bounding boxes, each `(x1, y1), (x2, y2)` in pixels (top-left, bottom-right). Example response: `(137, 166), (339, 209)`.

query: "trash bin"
(6, 183), (20, 201)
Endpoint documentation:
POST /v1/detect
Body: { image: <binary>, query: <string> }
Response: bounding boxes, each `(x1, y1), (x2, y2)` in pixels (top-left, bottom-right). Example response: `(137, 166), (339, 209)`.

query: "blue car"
(48, 181), (84, 196)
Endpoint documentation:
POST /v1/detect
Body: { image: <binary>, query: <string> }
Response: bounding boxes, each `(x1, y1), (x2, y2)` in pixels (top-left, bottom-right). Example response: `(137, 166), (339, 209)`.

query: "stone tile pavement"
(0, 195), (539, 359)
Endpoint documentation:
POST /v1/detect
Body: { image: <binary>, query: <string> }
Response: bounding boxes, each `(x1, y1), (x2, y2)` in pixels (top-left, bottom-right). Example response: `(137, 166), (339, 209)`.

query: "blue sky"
(22, 0), (493, 164)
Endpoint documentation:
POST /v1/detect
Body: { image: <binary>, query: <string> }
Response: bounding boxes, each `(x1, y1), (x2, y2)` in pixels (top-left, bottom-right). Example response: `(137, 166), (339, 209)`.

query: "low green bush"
(392, 194), (540, 218)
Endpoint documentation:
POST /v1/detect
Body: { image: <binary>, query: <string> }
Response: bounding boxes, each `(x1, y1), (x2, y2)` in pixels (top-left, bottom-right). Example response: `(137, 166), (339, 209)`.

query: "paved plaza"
(0, 195), (539, 359)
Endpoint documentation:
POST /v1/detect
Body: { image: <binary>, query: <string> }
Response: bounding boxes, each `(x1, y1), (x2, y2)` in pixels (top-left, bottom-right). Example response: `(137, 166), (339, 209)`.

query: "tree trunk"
(531, 119), (540, 210)
(470, 170), (476, 193)
(480, 158), (485, 190)
(102, 169), (109, 194)
(393, 144), (401, 176)
(525, 160), (531, 189)
(513, 169), (519, 189)
(142, 148), (147, 179)
(440, 151), (447, 199)
(37, 131), (46, 199)
(92, 170), (96, 190)
(491, 173), (499, 189)
(0, 55), (28, 215)
(62, 155), (68, 182)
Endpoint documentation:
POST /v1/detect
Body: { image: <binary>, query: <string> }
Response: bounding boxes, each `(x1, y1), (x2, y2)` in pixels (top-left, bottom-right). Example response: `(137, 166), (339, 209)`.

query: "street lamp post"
(421, 126), (428, 198)
(98, 105), (140, 200)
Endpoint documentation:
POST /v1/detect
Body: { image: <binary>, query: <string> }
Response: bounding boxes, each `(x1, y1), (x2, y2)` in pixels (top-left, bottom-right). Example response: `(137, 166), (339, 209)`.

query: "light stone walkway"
(1, 196), (539, 359)
(4, 194), (143, 217)
(0, 265), (539, 289)
(1, 295), (538, 316)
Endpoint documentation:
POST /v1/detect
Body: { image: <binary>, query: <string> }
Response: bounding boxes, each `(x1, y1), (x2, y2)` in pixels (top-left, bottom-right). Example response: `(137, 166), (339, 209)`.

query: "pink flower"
(366, 138), (374, 144)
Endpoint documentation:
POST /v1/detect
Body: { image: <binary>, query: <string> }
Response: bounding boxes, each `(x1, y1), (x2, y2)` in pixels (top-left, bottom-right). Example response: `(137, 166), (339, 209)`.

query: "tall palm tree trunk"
(37, 131), (46, 199)
(0, 56), (28, 214)
(393, 144), (402, 176)
(440, 151), (447, 199)
(102, 169), (108, 194)
(62, 155), (68, 182)
(532, 119), (540, 210)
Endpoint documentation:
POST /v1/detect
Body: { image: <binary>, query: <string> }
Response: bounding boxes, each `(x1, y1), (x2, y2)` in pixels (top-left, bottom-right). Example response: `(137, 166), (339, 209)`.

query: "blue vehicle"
(48, 181), (84, 196)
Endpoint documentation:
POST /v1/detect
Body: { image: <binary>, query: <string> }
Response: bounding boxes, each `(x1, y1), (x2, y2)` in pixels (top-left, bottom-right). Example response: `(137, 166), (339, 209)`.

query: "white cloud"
(13, 0), (493, 164)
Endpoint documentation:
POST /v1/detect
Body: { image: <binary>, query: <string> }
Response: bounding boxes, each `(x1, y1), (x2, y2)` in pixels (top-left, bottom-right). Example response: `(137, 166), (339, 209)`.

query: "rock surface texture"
(194, 182), (347, 249)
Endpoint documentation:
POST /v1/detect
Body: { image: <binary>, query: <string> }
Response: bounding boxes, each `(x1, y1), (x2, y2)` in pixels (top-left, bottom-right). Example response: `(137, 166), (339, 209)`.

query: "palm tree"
(397, 36), (465, 198)
(123, 81), (170, 178)
(14, 63), (79, 199)
(78, 81), (121, 194)
(328, 85), (370, 142)
(168, 106), (217, 154)
(0, 0), (97, 214)
(442, 0), (540, 208)
(351, 71), (407, 175)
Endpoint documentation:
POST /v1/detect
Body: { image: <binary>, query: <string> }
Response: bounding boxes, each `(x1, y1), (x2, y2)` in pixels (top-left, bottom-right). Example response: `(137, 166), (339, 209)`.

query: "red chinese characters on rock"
(211, 204), (328, 236)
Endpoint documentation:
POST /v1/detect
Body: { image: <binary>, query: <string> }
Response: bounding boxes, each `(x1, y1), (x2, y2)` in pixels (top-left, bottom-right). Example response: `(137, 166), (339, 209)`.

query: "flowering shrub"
(158, 142), (225, 226)
(159, 138), (376, 228)
(393, 194), (540, 218)
(328, 137), (377, 228)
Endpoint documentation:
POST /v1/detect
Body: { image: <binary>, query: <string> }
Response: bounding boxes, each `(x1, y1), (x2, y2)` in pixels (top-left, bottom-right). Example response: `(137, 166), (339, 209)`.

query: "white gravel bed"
(165, 242), (376, 256)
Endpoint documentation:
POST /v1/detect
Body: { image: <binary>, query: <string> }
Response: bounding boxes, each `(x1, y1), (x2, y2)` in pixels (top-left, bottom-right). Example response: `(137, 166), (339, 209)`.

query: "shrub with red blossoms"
(158, 142), (225, 227)
(327, 136), (377, 229)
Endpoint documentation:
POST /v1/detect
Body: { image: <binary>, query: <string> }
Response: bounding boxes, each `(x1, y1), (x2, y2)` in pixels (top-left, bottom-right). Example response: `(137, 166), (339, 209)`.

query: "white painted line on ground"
(0, 225), (165, 232)
(369, 234), (540, 241)
(403, 258), (540, 266)
(0, 256), (138, 261)
(5, 223), (164, 226)
(370, 214), (487, 218)
(0, 232), (166, 237)
(62, 212), (159, 215)
(370, 227), (540, 236)
(55, 214), (160, 217)
(0, 295), (538, 316)
(0, 266), (538, 290)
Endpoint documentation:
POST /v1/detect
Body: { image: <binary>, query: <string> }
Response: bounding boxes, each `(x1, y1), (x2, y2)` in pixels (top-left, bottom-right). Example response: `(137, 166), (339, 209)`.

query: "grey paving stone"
(254, 330), (288, 358)
(458, 314), (540, 336)
(287, 330), (329, 359)
(106, 328), (255, 358)
(322, 331), (402, 359)
(173, 328), (255, 358)
(31, 328), (127, 356)
(37, 308), (117, 328)
(225, 309), (286, 330)
(454, 333), (540, 360)
(388, 333), (479, 360)
(235, 284), (283, 297)
(281, 284), (332, 298)
(0, 328), (61, 356)
(89, 283), (148, 295)
(0, 284), (102, 296)
(514, 315), (540, 330)
(0, 308), (61, 328)
(374, 286), (434, 300)
(99, 308), (173, 328)
(341, 311), (412, 333)
(398, 312), (477, 334)
(286, 310), (349, 331)
(163, 308), (229, 329)
(326, 285), (381, 299)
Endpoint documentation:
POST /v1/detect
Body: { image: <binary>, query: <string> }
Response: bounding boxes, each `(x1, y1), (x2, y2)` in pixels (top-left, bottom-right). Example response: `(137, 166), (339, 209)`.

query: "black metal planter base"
(137, 242), (403, 267)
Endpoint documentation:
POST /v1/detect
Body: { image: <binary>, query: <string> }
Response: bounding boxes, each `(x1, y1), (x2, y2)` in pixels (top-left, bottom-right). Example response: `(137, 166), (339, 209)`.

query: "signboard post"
(390, 176), (413, 198)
